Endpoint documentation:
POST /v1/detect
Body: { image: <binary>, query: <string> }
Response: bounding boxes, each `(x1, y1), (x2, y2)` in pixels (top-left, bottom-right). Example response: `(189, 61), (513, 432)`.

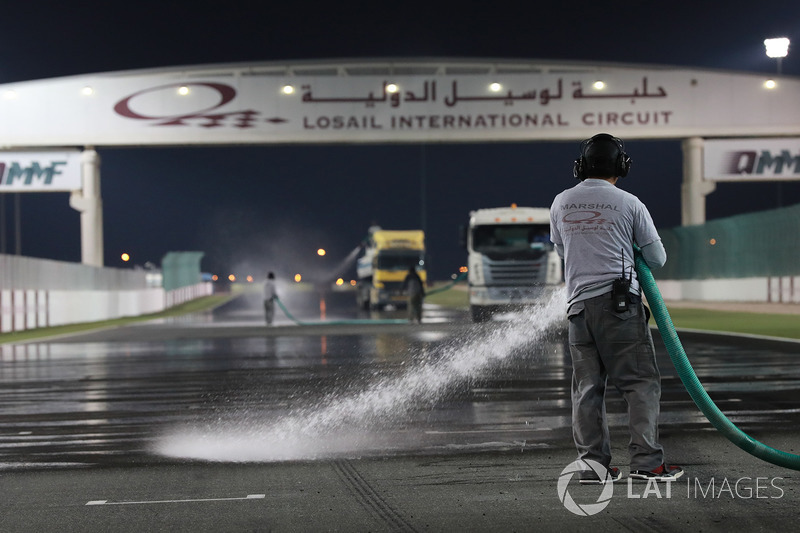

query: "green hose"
(425, 271), (467, 296)
(272, 272), (467, 326)
(635, 253), (800, 470)
(274, 296), (407, 326)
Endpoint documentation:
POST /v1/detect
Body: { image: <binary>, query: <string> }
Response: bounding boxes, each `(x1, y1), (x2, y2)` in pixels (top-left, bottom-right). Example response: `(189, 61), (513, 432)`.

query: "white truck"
(462, 205), (563, 322)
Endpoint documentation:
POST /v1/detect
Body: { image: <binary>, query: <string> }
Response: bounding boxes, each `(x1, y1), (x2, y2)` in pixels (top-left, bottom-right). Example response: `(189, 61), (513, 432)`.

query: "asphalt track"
(1, 291), (799, 532)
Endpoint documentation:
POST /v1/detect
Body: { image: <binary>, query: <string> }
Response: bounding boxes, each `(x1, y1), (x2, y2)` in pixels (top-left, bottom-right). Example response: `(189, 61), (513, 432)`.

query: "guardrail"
(0, 253), (212, 333)
(657, 276), (800, 304)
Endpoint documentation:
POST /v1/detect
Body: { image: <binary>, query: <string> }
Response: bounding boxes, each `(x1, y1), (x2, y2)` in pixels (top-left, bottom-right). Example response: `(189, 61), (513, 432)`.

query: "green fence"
(161, 251), (205, 291)
(656, 203), (800, 280)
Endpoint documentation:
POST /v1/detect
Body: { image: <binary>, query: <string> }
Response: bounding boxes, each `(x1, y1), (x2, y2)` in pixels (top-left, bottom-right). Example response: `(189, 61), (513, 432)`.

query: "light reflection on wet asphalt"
(1, 291), (799, 469)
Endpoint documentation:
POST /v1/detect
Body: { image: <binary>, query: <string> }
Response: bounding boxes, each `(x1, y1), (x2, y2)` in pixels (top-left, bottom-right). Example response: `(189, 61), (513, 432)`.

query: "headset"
(573, 133), (632, 180)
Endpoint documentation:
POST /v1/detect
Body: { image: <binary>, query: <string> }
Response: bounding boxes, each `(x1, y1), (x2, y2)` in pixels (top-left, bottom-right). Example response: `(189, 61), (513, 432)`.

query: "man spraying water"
(549, 133), (683, 484)
(263, 272), (278, 325)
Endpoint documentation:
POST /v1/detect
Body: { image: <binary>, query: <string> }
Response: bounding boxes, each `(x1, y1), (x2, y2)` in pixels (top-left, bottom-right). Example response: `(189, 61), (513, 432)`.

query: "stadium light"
(764, 37), (790, 74)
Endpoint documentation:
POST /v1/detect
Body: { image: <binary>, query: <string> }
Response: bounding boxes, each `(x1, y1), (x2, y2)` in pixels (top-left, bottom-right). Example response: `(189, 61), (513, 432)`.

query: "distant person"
(362, 220), (382, 248)
(367, 220), (381, 236)
(550, 133), (682, 484)
(402, 266), (425, 324)
(263, 272), (278, 325)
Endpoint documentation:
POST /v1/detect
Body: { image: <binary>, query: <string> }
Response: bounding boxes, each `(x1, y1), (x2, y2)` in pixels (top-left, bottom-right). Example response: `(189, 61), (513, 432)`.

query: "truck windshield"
(376, 250), (425, 271)
(472, 224), (552, 254)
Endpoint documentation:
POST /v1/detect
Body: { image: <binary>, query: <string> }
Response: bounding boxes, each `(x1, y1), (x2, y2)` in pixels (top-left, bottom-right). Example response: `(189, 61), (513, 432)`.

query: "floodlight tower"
(764, 37), (790, 74)
(763, 38), (791, 208)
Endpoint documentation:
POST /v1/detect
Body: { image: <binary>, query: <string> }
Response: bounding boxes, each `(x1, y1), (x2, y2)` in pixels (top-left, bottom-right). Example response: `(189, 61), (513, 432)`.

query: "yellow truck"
(356, 229), (426, 310)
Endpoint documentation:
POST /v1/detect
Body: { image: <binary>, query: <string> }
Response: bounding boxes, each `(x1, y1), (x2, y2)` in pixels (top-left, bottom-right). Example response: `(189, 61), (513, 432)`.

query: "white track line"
(86, 494), (265, 506)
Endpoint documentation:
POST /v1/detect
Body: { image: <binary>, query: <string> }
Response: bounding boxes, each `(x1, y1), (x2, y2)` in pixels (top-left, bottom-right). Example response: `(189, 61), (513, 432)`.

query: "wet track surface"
(2, 290), (799, 471)
(3, 290), (800, 531)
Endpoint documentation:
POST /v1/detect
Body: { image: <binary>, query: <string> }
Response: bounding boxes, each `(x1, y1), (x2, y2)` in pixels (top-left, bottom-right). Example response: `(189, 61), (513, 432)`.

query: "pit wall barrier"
(0, 283), (213, 333)
(0, 253), (212, 333)
(653, 204), (800, 305)
(165, 282), (213, 308)
(658, 204), (800, 281)
(657, 276), (800, 304)
(0, 253), (148, 291)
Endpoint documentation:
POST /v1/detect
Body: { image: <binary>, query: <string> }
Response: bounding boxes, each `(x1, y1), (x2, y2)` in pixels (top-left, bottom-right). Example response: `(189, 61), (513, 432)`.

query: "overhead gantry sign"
(0, 59), (798, 264)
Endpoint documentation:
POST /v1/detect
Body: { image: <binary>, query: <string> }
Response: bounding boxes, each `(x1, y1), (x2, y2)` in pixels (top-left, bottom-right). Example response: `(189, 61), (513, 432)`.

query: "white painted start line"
(86, 494), (266, 506)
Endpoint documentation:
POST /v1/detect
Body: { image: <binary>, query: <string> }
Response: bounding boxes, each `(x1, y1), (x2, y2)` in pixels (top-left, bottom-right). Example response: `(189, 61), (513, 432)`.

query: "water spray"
(323, 245), (363, 283)
(274, 296), (406, 326)
(635, 252), (800, 470)
(155, 288), (566, 462)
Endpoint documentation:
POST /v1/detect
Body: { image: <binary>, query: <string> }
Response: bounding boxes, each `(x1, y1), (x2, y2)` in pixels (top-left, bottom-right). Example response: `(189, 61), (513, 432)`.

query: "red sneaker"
(629, 464), (684, 481)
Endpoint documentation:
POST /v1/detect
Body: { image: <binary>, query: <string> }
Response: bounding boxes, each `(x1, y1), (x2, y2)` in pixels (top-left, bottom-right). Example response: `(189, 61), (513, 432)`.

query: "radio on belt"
(612, 248), (632, 313)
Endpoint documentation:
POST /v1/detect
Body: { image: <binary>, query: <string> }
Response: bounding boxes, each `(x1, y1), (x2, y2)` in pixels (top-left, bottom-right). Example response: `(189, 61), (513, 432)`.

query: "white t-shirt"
(550, 179), (662, 305)
(263, 279), (277, 300)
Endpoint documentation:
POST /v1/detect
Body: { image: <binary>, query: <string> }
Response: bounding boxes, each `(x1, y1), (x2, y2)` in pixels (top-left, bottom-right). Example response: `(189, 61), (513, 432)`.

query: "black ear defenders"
(573, 133), (632, 180)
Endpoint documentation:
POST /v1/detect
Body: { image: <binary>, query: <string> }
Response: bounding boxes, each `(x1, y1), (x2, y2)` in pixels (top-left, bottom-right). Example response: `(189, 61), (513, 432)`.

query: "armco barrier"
(1, 282), (213, 333)
(45, 288), (165, 328)
(654, 204), (800, 304)
(768, 276), (800, 304)
(657, 276), (800, 304)
(1, 254), (212, 333)
(0, 253), (148, 291)
(0, 289), (48, 332)
(165, 282), (213, 308)
(658, 204), (800, 281)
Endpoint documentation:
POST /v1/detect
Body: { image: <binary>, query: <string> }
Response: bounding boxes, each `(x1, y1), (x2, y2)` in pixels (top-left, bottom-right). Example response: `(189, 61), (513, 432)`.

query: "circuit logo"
(556, 460), (614, 516)
(113, 82), (263, 128)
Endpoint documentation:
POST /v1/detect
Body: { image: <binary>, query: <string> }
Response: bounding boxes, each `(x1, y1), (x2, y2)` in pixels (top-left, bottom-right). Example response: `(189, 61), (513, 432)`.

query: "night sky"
(2, 1), (800, 281)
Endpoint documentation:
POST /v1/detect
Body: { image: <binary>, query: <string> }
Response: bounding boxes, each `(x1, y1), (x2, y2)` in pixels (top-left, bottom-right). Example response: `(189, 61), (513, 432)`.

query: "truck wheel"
(470, 305), (489, 323)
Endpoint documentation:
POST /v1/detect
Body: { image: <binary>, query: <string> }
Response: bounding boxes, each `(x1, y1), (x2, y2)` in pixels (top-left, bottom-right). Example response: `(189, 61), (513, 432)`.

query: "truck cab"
(357, 229), (426, 310)
(464, 205), (562, 321)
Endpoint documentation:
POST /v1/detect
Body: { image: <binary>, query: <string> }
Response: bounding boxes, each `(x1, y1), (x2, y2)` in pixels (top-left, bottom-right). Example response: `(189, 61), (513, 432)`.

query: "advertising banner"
(0, 151), (82, 191)
(704, 138), (800, 181)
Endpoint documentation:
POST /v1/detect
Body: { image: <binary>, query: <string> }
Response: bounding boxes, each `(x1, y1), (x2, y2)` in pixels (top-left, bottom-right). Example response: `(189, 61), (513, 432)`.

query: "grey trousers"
(567, 293), (665, 471)
(408, 294), (423, 322)
(264, 299), (275, 325)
